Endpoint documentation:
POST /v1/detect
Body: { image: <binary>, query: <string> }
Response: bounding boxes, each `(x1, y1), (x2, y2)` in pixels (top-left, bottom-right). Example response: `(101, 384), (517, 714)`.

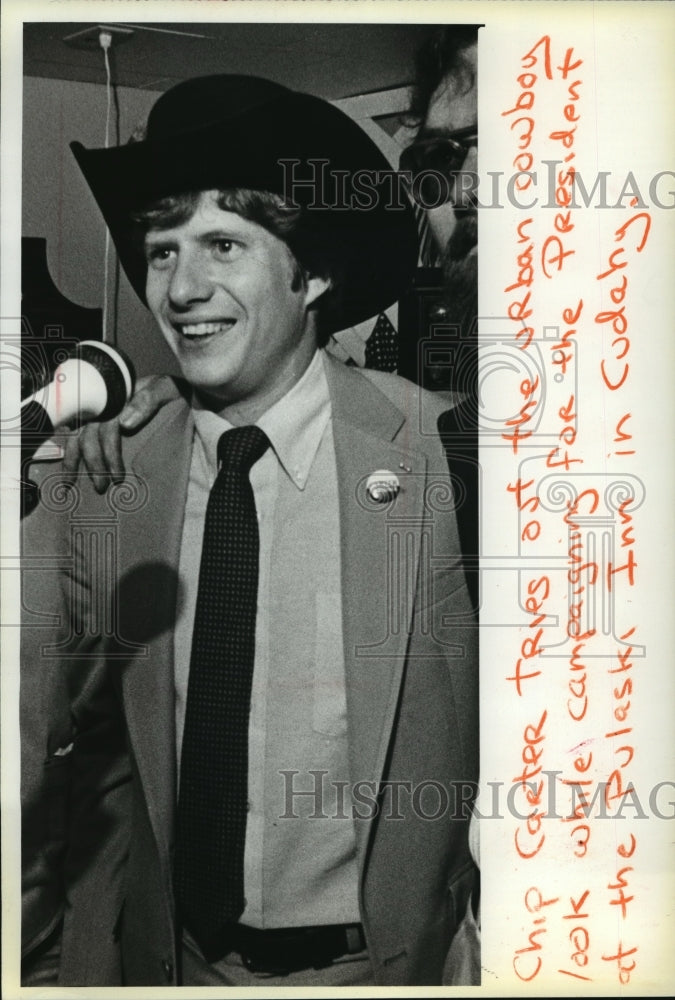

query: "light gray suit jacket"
(21, 354), (478, 985)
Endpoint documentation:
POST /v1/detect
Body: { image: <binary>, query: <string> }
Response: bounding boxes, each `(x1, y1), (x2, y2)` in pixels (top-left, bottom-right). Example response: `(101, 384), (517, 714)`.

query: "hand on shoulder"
(61, 375), (186, 493)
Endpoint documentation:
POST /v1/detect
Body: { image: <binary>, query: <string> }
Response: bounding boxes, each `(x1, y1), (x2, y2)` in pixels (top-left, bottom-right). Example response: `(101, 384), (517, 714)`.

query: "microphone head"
(73, 341), (135, 421)
(27, 341), (137, 429)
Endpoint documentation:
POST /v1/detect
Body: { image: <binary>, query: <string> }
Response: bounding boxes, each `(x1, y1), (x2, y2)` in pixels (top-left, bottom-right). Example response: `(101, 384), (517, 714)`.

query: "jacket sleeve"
(20, 464), (132, 985)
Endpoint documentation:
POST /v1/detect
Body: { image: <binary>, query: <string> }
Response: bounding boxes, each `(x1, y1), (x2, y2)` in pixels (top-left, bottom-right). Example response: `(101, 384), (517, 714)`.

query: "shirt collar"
(191, 349), (331, 491)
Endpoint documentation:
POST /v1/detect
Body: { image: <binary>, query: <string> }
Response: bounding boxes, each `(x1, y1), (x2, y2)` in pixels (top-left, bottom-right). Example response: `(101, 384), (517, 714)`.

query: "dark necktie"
(365, 312), (398, 372)
(174, 424), (269, 961)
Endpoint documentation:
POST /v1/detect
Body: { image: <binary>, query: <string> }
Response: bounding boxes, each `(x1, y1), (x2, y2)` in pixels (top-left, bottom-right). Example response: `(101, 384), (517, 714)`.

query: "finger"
(119, 375), (182, 430)
(61, 428), (80, 481)
(77, 424), (112, 494)
(99, 418), (125, 483)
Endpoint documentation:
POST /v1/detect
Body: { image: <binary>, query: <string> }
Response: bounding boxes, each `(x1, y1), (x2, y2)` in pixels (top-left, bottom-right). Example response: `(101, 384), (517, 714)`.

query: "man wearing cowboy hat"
(21, 74), (478, 986)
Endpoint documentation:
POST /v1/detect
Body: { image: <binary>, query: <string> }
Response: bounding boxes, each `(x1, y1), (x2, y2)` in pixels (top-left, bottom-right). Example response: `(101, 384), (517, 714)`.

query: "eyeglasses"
(399, 126), (478, 179)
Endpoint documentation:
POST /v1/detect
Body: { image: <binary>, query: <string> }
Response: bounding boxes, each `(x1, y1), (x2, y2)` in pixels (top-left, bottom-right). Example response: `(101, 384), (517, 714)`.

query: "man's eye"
(145, 247), (174, 268)
(212, 238), (240, 259)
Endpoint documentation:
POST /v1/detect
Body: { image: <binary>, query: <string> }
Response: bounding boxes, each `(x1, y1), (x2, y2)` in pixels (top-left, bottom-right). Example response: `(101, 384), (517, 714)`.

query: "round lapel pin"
(366, 469), (400, 503)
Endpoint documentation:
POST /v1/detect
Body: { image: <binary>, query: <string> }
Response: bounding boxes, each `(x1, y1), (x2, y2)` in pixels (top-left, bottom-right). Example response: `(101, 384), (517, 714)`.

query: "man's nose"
(168, 252), (214, 308)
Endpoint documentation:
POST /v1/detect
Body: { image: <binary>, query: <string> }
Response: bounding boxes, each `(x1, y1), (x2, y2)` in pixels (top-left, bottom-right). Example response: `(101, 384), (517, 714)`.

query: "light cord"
(101, 34), (113, 343)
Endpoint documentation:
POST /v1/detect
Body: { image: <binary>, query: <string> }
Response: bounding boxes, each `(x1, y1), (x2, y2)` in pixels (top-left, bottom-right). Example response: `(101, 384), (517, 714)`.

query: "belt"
(220, 921), (366, 975)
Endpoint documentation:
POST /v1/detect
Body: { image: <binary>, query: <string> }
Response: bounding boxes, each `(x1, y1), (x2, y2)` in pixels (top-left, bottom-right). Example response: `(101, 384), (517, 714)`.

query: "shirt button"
(162, 960), (173, 981)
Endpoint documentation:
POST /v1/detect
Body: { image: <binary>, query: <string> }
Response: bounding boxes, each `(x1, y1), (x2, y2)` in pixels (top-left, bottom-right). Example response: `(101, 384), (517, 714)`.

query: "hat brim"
(71, 85), (418, 333)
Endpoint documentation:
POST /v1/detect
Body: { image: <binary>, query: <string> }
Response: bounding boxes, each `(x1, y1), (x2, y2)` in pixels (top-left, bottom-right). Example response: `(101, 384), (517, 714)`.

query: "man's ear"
(304, 273), (331, 310)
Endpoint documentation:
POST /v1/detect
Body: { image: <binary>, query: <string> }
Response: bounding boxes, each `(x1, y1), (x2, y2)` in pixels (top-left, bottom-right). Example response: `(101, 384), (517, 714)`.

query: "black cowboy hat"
(70, 75), (418, 333)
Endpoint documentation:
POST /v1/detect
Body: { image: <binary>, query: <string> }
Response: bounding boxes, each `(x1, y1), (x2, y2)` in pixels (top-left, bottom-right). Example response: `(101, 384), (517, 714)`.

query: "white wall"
(23, 76), (179, 377)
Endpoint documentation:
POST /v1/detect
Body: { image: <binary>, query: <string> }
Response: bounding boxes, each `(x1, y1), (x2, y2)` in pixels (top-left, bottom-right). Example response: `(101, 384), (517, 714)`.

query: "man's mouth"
(174, 320), (235, 341)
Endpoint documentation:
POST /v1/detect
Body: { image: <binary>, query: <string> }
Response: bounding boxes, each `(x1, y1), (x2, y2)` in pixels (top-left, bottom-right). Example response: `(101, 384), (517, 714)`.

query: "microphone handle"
(21, 399), (56, 463)
(21, 400), (56, 518)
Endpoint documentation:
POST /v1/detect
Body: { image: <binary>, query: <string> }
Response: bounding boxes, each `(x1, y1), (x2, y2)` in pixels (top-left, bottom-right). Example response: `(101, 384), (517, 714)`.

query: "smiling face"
(144, 190), (329, 424)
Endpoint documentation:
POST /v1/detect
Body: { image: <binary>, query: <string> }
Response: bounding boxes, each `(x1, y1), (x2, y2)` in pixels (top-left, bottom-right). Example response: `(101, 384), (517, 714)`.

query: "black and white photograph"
(2, 1), (673, 996)
(16, 12), (480, 990)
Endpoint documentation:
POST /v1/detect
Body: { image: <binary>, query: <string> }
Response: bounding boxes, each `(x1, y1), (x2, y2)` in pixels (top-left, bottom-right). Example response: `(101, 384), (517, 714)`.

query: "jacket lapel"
(118, 402), (193, 862)
(325, 357), (428, 867)
(115, 360), (430, 884)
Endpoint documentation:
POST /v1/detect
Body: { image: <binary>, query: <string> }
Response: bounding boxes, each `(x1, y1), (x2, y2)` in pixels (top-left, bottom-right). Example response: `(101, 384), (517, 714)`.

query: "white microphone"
(21, 340), (135, 458)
